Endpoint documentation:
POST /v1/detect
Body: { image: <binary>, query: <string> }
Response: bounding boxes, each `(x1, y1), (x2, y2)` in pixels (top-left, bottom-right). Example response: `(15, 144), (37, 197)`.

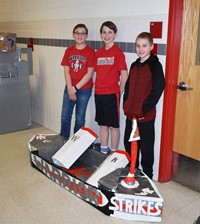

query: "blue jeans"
(60, 86), (92, 138)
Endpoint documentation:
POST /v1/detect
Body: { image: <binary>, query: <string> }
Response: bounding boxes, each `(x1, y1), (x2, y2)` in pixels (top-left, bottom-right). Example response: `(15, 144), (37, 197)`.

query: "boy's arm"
(120, 70), (128, 95)
(68, 67), (94, 95)
(64, 66), (76, 101)
(123, 75), (130, 103)
(142, 62), (165, 114)
(74, 67), (94, 90)
(64, 66), (72, 88)
(123, 62), (136, 103)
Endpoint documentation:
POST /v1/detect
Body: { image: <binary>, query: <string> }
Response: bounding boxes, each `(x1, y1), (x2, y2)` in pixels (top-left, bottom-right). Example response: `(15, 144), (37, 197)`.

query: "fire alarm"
(150, 22), (163, 38)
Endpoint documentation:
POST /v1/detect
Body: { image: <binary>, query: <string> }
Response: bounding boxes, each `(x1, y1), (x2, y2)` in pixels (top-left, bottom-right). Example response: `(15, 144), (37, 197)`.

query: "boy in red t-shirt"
(95, 21), (128, 154)
(60, 24), (95, 139)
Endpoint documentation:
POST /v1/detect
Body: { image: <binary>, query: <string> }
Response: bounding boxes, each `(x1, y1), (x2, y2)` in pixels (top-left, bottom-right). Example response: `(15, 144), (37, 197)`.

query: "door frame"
(158, 0), (184, 182)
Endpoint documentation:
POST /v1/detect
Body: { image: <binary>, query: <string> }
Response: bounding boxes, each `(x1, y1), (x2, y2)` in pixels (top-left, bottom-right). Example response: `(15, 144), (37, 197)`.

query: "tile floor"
(0, 123), (199, 224)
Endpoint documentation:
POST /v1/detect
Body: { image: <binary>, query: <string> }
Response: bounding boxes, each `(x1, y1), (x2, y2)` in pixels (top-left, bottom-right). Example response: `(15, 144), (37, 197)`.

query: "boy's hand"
(68, 86), (76, 95)
(69, 93), (77, 101)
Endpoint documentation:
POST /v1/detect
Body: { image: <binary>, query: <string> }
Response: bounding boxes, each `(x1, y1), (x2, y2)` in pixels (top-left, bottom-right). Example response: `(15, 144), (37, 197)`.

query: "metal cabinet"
(0, 48), (32, 134)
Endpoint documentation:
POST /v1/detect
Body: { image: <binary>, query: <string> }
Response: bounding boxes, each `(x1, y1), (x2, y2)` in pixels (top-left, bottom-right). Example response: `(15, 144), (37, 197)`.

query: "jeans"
(60, 86), (92, 139)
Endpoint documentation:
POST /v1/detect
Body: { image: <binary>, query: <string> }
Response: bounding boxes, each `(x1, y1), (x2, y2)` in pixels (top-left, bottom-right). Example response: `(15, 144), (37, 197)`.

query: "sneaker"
(100, 147), (110, 154)
(109, 148), (116, 153)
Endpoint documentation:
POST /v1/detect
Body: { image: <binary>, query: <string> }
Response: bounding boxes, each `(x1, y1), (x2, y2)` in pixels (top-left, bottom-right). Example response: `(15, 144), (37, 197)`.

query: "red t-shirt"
(95, 44), (127, 94)
(61, 45), (95, 89)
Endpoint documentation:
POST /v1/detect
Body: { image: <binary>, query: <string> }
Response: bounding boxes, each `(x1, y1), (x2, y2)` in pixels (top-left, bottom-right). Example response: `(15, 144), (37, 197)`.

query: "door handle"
(177, 82), (193, 91)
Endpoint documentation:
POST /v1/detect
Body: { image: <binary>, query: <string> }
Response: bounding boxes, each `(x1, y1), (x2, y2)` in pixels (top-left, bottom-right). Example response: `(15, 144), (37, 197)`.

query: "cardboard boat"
(28, 127), (164, 222)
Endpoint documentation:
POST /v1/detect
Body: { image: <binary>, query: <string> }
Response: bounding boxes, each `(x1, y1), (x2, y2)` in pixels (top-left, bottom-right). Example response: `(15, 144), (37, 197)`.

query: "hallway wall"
(0, 0), (170, 179)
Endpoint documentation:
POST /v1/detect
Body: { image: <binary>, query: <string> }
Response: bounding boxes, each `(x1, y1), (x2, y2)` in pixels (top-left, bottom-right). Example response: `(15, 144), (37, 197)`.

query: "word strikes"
(109, 196), (162, 216)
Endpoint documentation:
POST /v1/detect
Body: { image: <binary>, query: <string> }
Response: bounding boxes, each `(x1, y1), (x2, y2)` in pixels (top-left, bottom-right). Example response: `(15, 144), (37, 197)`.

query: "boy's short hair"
(136, 32), (153, 45)
(100, 21), (118, 33)
(73, 24), (88, 34)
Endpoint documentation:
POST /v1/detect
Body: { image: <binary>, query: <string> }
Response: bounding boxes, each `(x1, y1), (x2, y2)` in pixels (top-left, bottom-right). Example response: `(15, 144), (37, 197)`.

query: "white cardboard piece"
(52, 127), (98, 169)
(86, 150), (130, 187)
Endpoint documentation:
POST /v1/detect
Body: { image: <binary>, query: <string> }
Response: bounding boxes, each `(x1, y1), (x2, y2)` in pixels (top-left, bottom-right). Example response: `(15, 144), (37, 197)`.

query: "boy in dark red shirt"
(123, 32), (165, 179)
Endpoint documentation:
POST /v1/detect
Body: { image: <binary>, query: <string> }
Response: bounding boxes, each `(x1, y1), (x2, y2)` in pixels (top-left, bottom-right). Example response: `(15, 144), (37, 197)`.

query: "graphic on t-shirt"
(97, 57), (114, 65)
(69, 55), (86, 72)
(71, 60), (83, 72)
